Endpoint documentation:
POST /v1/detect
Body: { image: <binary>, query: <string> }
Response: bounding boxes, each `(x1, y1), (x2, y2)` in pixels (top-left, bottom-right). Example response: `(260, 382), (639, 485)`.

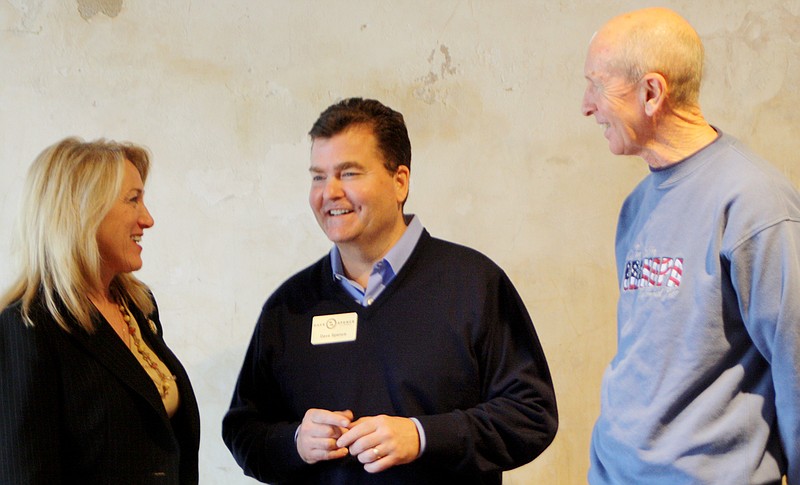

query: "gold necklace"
(118, 303), (177, 398)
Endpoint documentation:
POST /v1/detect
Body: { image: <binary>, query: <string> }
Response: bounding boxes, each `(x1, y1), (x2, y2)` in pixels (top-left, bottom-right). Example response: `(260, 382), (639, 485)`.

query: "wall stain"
(413, 43), (459, 104)
(76, 0), (123, 20)
(430, 44), (457, 79)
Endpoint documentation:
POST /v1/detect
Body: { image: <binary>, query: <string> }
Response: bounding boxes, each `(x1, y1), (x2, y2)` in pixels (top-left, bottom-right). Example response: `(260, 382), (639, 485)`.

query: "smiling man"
(582, 8), (800, 485)
(222, 97), (557, 484)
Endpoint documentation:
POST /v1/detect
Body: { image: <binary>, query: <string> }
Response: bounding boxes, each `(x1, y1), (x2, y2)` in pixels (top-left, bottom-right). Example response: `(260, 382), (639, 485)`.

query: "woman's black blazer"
(0, 293), (200, 484)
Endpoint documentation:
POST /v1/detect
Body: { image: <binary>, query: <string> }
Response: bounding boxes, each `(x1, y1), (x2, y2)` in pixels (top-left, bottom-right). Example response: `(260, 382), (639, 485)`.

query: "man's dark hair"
(308, 97), (411, 173)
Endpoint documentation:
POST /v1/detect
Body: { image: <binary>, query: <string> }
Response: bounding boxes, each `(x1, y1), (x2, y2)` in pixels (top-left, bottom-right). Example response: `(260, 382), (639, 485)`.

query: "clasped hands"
(296, 408), (420, 473)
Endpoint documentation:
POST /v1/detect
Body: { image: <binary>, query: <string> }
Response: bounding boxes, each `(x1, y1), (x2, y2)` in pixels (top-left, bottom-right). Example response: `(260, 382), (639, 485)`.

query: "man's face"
(309, 125), (409, 257)
(581, 38), (646, 156)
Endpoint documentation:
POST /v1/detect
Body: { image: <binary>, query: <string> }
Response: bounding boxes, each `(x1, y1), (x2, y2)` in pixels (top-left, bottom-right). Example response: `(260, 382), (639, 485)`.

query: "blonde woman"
(0, 138), (200, 484)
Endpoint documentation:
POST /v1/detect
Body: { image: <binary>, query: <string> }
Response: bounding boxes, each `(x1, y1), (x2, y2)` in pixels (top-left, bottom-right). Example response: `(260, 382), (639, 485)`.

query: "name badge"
(311, 312), (358, 345)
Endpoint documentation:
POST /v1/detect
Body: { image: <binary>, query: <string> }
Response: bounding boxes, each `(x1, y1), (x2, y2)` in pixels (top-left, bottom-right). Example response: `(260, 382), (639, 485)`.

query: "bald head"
(591, 7), (704, 108)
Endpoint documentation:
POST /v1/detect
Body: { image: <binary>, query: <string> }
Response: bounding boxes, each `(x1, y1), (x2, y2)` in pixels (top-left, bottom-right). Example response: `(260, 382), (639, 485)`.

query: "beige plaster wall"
(1, 1), (798, 484)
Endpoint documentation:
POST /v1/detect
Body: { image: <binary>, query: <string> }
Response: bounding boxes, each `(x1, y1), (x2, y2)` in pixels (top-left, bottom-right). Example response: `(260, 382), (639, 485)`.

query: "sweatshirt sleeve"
(730, 220), (800, 484)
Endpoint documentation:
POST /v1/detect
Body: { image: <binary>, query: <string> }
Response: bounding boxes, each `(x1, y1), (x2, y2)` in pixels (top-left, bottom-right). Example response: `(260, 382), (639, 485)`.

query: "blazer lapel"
(68, 312), (172, 427)
(127, 302), (202, 448)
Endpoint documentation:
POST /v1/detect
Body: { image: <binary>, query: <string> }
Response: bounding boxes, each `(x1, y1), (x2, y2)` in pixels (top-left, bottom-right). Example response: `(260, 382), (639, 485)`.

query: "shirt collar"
(330, 214), (424, 282)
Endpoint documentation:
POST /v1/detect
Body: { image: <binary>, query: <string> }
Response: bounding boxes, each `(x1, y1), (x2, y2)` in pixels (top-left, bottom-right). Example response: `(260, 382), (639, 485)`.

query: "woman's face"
(96, 160), (154, 285)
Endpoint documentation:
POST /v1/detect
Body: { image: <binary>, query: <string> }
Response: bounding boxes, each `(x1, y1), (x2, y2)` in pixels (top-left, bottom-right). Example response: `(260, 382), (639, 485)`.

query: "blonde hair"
(1, 137), (155, 333)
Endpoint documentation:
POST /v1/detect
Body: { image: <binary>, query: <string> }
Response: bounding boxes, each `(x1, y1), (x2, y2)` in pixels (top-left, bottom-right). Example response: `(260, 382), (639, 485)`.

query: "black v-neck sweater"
(223, 230), (557, 484)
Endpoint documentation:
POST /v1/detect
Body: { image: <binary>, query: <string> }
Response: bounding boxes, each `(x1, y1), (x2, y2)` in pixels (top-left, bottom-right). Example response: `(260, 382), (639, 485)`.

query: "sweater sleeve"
(730, 220), (800, 484)
(221, 308), (310, 484)
(0, 305), (64, 484)
(415, 271), (558, 473)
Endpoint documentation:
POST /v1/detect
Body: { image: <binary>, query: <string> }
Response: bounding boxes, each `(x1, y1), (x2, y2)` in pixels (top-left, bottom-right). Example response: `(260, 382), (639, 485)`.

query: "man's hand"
(296, 409), (354, 464)
(336, 415), (420, 473)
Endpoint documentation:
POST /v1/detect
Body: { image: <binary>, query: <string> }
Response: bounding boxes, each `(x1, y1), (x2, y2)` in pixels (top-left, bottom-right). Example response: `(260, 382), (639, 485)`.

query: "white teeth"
(132, 236), (141, 243)
(329, 209), (352, 216)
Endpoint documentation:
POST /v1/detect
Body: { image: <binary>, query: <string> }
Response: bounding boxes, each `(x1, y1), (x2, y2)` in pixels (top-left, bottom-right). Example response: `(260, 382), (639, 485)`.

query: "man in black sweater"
(223, 97), (558, 484)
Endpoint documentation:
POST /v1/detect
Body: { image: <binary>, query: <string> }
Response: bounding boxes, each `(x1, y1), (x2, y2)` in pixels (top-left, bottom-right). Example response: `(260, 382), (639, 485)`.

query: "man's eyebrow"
(309, 161), (365, 172)
(336, 161), (365, 170)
